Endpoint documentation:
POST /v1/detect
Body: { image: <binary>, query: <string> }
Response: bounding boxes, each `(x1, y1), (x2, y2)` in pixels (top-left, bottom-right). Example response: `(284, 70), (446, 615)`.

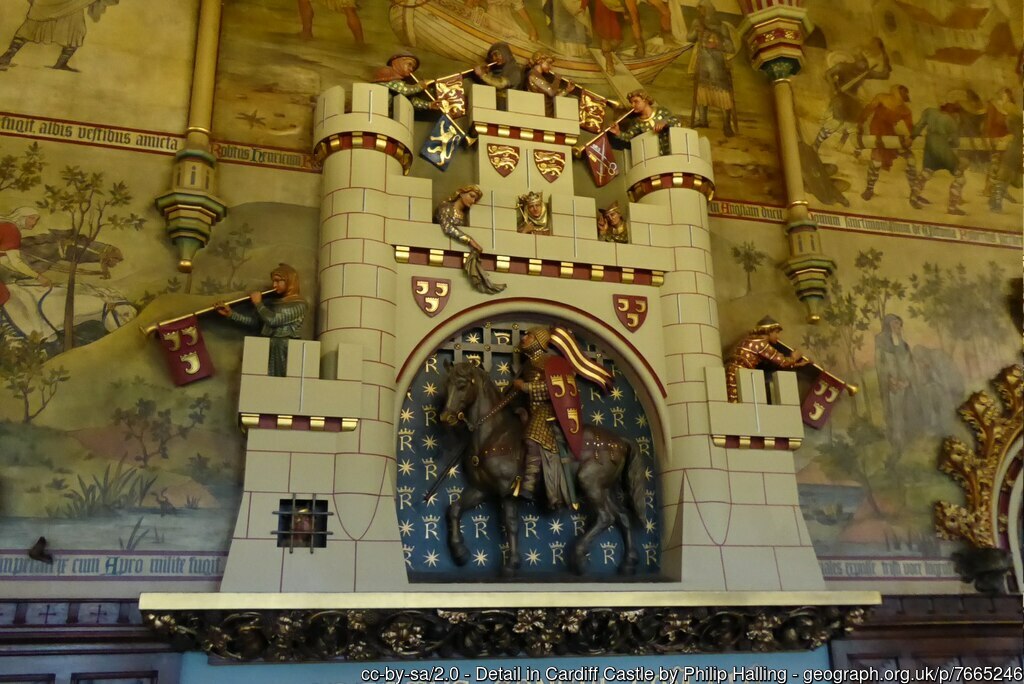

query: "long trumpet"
(572, 107), (634, 158)
(140, 289), (277, 336)
(775, 340), (859, 396)
(417, 62), (497, 90)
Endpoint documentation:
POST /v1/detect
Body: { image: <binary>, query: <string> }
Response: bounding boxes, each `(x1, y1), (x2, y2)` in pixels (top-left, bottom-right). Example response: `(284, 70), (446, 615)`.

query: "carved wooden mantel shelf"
(139, 590), (880, 662)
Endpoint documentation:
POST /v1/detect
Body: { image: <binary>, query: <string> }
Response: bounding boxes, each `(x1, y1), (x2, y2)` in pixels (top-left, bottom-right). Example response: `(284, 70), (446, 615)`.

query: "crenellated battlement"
(625, 128), (714, 186)
(236, 337), (362, 425)
(313, 84), (416, 172)
(704, 366), (806, 448)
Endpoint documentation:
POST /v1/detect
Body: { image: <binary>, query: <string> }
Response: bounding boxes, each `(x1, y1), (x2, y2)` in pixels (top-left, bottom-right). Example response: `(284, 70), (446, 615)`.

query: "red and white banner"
(156, 315), (214, 386)
(801, 370), (846, 429)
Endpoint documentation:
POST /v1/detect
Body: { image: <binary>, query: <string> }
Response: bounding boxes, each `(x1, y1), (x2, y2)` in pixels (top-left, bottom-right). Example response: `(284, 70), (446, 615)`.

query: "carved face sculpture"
(629, 95), (649, 116)
(271, 274), (288, 295)
(526, 198), (544, 219)
(291, 510), (315, 547)
(460, 190), (479, 208)
(606, 208), (623, 227)
(393, 57), (418, 78)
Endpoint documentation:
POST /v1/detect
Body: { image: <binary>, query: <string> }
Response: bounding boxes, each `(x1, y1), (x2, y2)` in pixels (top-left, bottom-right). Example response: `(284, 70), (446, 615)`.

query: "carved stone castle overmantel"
(140, 82), (879, 660)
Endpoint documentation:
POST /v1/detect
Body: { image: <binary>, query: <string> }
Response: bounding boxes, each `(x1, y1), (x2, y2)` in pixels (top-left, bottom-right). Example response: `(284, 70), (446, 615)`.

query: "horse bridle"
(458, 388), (519, 432)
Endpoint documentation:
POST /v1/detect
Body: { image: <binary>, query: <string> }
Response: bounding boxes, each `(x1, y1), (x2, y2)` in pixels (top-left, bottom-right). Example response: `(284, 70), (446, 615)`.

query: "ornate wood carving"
(143, 604), (870, 662)
(935, 365), (1023, 549)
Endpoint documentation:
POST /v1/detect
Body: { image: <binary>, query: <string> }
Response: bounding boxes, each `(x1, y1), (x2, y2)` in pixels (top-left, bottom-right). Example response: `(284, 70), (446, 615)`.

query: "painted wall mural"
(795, 0), (1022, 230)
(0, 0), (1019, 597)
(0, 0), (198, 133)
(214, 0), (787, 203)
(0, 135), (317, 593)
(712, 216), (1019, 589)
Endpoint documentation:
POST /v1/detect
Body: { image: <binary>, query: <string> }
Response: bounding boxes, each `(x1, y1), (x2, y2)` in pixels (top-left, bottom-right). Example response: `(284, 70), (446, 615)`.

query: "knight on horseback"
(513, 325), (613, 509)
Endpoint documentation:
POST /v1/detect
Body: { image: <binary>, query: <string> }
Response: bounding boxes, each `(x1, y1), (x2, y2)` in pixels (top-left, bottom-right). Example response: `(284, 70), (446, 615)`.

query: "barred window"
(273, 496), (331, 552)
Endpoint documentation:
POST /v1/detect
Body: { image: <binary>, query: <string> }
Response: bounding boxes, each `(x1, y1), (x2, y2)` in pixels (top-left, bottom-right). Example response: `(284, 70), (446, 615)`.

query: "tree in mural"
(816, 416), (889, 517)
(908, 261), (1009, 378)
(200, 222), (255, 294)
(37, 167), (145, 352)
(0, 330), (69, 423)
(730, 240), (768, 296)
(819, 279), (872, 416)
(0, 142), (45, 192)
(112, 391), (211, 467)
(852, 248), (905, 324)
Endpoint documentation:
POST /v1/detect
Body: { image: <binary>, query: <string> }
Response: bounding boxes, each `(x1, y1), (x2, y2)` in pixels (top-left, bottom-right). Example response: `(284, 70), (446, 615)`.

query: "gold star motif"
(465, 333), (481, 344)
(590, 411), (605, 425)
(446, 465), (460, 478)
(644, 518), (656, 533)
(497, 361), (511, 375)
(422, 435), (439, 450)
(400, 408), (415, 423)
(426, 492), (439, 506)
(526, 549), (541, 565)
(644, 467), (653, 481)
(422, 382), (438, 397)
(610, 387), (624, 401)
(398, 459), (415, 476)
(424, 550), (440, 567)
(548, 519), (564, 534)
(399, 520), (414, 536)
(636, 414), (648, 427)
(472, 549), (488, 566)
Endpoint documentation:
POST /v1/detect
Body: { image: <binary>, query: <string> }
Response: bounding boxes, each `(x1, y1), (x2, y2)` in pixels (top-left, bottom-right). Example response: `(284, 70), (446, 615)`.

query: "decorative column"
(739, 2), (835, 322)
(154, 0), (227, 273)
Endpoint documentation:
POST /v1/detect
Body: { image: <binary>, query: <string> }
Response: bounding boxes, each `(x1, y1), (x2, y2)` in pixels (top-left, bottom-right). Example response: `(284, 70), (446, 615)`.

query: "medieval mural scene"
(0, 0), (1020, 609)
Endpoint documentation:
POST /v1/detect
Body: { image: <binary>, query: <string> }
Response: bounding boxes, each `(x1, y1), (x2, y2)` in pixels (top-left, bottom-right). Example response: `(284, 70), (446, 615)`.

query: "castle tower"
(220, 84), (419, 592)
(623, 127), (824, 590)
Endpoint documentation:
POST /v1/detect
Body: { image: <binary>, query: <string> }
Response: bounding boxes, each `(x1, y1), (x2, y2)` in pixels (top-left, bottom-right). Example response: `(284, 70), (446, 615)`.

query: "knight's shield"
(412, 277), (451, 317)
(613, 295), (648, 332)
(545, 356), (583, 459)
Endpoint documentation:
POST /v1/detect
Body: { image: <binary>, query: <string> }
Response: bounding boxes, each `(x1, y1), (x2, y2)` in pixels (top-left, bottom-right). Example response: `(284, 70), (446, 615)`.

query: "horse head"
(439, 360), (482, 427)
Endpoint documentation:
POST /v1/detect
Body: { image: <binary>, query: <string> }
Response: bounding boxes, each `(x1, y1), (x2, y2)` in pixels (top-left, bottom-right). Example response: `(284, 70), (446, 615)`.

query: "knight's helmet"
(521, 325), (551, 359)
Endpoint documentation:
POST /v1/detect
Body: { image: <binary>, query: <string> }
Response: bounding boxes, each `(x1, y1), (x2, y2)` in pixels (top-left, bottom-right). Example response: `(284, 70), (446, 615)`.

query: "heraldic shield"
(487, 144), (520, 177)
(545, 356), (583, 459)
(533, 150), (566, 183)
(613, 295), (648, 332)
(412, 277), (451, 317)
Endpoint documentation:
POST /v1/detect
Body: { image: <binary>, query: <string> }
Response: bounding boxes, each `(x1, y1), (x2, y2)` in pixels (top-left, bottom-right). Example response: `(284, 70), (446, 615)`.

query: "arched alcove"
(394, 313), (663, 580)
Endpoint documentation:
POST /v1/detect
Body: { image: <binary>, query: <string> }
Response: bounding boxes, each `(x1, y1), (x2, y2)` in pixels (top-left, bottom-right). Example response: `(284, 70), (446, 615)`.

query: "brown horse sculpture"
(439, 360), (648, 577)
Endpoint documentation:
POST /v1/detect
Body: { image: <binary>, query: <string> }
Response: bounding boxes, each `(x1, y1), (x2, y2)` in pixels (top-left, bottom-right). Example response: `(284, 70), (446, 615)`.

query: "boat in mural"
(389, 0), (689, 86)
